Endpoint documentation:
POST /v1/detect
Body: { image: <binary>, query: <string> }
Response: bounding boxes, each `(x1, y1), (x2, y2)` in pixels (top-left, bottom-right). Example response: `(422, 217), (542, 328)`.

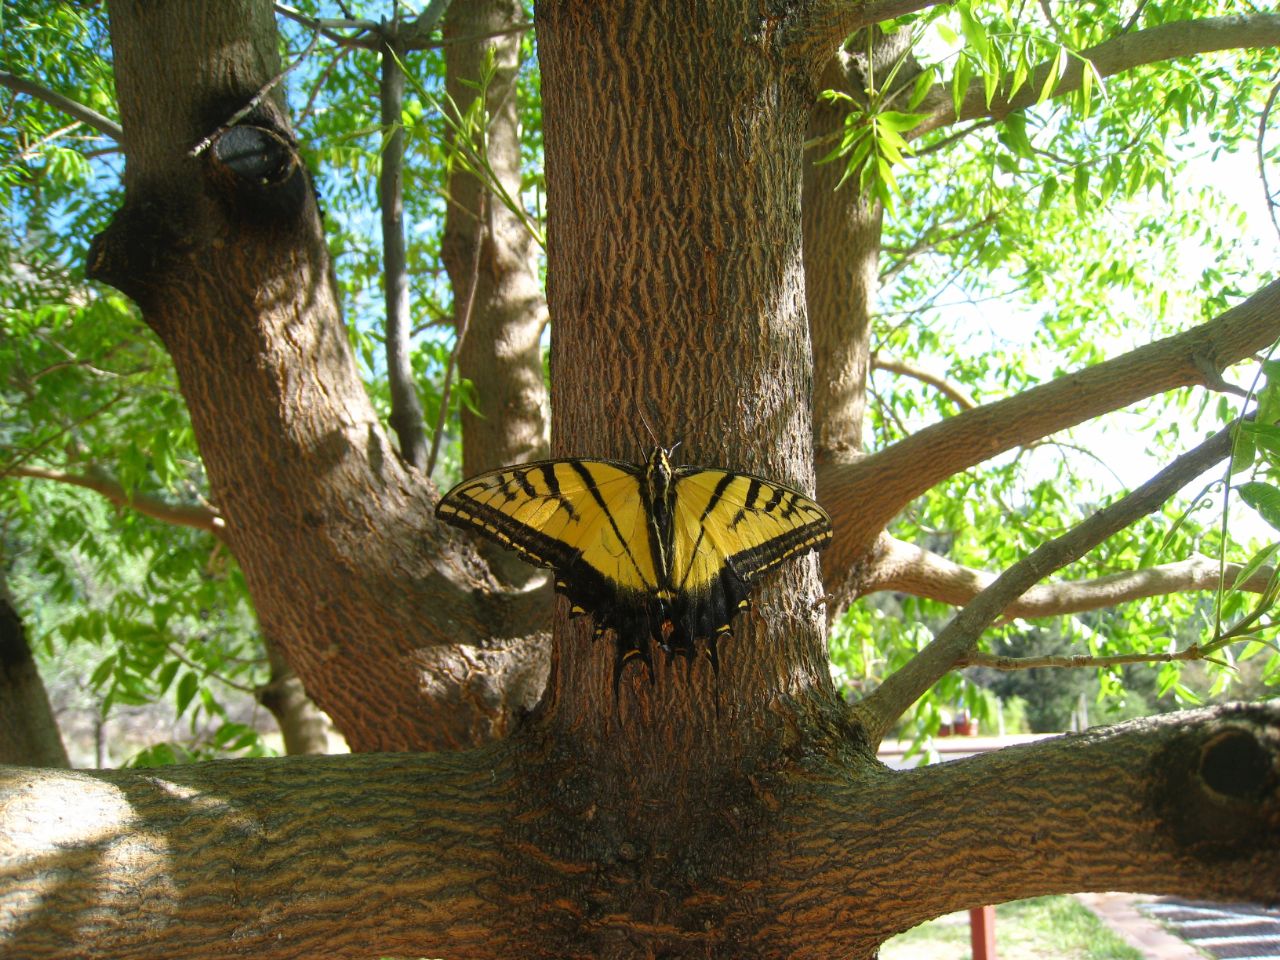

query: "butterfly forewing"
(672, 467), (833, 586)
(437, 458), (660, 591)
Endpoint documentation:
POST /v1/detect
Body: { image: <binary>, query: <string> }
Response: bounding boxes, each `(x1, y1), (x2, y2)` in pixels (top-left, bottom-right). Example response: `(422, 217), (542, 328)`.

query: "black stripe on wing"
(729, 510), (833, 582)
(436, 494), (583, 571)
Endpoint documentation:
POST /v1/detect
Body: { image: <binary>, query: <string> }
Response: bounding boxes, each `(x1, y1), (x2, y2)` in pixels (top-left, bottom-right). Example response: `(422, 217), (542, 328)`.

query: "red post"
(970, 905), (996, 960)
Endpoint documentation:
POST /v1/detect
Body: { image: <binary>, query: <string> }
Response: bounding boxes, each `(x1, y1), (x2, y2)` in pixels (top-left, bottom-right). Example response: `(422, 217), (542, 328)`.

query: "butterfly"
(436, 446), (833, 686)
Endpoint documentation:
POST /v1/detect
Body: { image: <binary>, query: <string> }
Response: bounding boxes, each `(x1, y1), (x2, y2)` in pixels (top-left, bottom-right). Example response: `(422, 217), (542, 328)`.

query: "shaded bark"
(2, 704), (1276, 958)
(257, 636), (331, 755)
(0, 576), (69, 769)
(87, 0), (545, 752)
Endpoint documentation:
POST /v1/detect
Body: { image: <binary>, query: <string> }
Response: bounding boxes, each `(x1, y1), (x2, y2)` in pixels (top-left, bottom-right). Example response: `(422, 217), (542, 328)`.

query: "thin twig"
(189, 28), (320, 157)
(1258, 75), (1280, 246)
(870, 353), (977, 409)
(956, 646), (1207, 670)
(5, 464), (226, 536)
(426, 195), (485, 479)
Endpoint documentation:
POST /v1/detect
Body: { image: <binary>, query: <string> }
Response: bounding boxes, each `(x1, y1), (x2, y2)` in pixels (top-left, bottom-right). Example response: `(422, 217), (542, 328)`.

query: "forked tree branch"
(865, 536), (1273, 618)
(4, 464), (225, 536)
(908, 14), (1280, 139)
(819, 278), (1280, 569)
(855, 420), (1237, 746)
(870, 354), (976, 409)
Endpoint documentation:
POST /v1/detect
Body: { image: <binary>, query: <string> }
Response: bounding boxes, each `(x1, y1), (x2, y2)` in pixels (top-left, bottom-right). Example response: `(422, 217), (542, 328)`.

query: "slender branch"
(870, 353), (976, 409)
(865, 537), (1274, 618)
(1259, 76), (1280, 246)
(0, 70), (122, 141)
(855, 421), (1238, 745)
(427, 195), (485, 479)
(955, 647), (1212, 670)
(820, 278), (1280, 564)
(275, 1), (518, 53)
(909, 14), (1280, 140)
(4, 465), (225, 537)
(380, 42), (429, 470)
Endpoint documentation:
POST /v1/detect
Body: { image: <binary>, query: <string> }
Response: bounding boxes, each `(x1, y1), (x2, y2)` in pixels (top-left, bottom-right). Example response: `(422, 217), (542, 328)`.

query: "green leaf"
(1239, 482), (1280, 533)
(957, 4), (990, 61)
(1072, 165), (1090, 215)
(175, 670), (199, 717)
(1229, 542), (1280, 594)
(1038, 47), (1066, 104)
(89, 654), (116, 689)
(952, 55), (973, 118)
(1231, 423), (1257, 475)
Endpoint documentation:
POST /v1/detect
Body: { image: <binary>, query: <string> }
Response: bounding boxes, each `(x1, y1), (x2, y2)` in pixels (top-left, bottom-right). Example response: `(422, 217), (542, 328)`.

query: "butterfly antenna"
(637, 406), (659, 453)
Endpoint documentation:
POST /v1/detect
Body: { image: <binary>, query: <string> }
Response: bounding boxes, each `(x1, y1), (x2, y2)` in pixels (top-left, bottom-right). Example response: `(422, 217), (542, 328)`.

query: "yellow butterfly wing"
(435, 457), (659, 608)
(665, 467), (833, 654)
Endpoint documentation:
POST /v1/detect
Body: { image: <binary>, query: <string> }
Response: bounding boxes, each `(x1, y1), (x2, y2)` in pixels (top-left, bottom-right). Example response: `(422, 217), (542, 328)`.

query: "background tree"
(2, 0), (1279, 957)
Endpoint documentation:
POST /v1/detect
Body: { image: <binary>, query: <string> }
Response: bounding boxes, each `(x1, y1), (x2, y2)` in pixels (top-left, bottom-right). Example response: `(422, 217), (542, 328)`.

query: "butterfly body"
(436, 446), (833, 684)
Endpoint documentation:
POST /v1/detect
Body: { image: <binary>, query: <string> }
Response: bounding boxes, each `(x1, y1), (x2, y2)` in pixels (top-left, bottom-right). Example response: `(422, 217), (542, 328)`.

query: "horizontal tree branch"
(2, 703), (1277, 956)
(855, 420), (1238, 745)
(865, 536), (1272, 619)
(820, 278), (1280, 569)
(5, 464), (225, 536)
(828, 703), (1280, 938)
(910, 14), (1280, 139)
(0, 70), (123, 141)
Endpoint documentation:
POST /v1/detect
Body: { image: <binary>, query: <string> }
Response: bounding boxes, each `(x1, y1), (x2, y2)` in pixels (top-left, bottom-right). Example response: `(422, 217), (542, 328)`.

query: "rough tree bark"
(441, 0), (551, 591)
(80, 0), (546, 752)
(2, 1), (1279, 958)
(442, 0), (548, 480)
(0, 572), (69, 769)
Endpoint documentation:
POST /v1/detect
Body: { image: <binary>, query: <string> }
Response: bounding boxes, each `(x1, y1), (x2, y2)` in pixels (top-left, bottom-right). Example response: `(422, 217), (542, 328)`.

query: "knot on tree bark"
(87, 193), (193, 309)
(204, 124), (310, 228)
(1153, 704), (1280, 863)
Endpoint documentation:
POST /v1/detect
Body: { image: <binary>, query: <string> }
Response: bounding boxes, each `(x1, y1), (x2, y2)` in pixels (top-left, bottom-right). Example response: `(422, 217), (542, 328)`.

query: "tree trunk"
(538, 0), (835, 734)
(441, 0), (552, 589)
(86, 0), (545, 752)
(257, 636), (332, 755)
(443, 0), (548, 480)
(803, 53), (883, 465)
(0, 574), (69, 769)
